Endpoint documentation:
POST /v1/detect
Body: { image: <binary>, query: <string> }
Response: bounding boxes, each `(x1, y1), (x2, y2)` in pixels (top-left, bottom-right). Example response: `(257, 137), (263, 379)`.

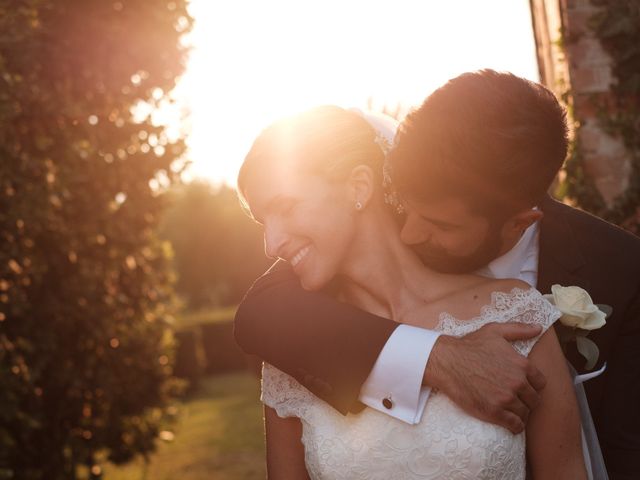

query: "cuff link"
(382, 396), (393, 410)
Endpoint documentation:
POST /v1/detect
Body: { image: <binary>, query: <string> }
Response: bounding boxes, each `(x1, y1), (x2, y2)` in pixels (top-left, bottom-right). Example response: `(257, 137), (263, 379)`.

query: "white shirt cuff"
(358, 324), (441, 424)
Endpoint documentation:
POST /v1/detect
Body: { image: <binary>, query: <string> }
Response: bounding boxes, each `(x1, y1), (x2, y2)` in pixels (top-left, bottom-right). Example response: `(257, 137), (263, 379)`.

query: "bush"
(173, 330), (206, 391)
(159, 183), (271, 310)
(173, 308), (249, 377)
(0, 1), (192, 478)
(201, 322), (247, 374)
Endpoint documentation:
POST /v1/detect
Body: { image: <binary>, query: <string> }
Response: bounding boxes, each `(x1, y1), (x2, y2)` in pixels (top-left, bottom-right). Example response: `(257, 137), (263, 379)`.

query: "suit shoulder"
(546, 202), (640, 291)
(550, 201), (640, 254)
(244, 260), (298, 294)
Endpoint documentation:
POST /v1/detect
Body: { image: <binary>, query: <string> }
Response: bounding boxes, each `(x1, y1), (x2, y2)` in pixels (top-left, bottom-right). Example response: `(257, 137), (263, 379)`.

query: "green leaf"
(576, 336), (600, 370)
(596, 304), (613, 318)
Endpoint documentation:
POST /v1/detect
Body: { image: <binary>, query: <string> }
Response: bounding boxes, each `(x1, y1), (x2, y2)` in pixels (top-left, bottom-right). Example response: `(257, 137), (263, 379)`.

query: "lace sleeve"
(502, 288), (562, 357)
(261, 362), (314, 420)
(438, 288), (562, 358)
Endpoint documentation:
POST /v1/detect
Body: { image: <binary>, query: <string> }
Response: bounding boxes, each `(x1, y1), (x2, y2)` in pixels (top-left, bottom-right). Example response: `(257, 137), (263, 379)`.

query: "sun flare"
(172, 0), (539, 186)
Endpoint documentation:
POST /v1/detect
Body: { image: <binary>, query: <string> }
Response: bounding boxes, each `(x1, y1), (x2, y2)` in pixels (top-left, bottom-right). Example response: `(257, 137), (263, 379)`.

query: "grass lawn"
(104, 372), (266, 480)
(176, 306), (237, 329)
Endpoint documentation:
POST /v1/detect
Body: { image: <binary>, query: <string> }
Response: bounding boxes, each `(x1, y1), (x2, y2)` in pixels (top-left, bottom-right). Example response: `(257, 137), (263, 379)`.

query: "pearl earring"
(355, 201), (363, 211)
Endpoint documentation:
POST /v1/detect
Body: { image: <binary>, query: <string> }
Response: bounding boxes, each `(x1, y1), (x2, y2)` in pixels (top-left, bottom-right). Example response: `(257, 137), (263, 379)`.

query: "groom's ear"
(503, 208), (544, 236)
(347, 165), (375, 209)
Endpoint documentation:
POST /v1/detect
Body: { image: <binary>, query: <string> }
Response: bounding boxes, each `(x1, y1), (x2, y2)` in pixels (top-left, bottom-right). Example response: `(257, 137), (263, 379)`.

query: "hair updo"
(237, 105), (385, 208)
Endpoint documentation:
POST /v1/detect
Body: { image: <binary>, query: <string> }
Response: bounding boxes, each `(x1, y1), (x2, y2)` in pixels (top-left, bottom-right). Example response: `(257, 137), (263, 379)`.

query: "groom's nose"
(264, 221), (288, 259)
(400, 213), (432, 245)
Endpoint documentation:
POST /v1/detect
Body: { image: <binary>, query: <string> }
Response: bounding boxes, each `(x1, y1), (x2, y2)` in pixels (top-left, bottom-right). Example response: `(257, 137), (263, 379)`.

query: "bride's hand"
(423, 322), (546, 434)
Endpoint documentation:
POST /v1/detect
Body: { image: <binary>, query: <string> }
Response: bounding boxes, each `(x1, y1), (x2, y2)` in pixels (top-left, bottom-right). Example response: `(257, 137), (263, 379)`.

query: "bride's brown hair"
(237, 106), (385, 211)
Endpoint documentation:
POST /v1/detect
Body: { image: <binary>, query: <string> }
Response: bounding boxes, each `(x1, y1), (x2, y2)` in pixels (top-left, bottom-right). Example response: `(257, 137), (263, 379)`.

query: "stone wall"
(529, 0), (632, 207)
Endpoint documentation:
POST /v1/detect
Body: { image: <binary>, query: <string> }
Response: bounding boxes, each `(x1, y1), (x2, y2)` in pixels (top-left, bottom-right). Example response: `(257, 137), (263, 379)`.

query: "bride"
(237, 105), (586, 479)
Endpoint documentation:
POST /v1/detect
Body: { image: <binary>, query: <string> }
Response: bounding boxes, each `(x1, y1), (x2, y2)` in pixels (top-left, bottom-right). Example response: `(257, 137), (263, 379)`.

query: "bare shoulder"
(482, 277), (533, 294)
(464, 277), (534, 305)
(424, 277), (535, 324)
(474, 278), (538, 312)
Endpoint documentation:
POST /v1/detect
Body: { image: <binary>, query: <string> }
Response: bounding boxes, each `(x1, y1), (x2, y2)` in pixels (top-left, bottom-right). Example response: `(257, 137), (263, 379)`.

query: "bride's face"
(243, 161), (358, 291)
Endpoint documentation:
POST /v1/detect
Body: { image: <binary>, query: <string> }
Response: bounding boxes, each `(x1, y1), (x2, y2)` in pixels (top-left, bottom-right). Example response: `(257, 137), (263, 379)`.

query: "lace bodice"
(261, 287), (561, 479)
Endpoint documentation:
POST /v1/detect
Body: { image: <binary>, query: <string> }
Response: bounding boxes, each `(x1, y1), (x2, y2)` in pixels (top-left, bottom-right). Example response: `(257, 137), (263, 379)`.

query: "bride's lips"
(289, 245), (311, 269)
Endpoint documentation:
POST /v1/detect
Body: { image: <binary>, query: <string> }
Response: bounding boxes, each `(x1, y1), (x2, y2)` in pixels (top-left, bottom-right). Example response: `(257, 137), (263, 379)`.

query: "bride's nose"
(264, 220), (289, 259)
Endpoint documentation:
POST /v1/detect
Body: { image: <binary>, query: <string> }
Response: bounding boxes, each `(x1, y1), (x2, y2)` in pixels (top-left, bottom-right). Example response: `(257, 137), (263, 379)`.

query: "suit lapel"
(537, 197), (602, 374)
(537, 196), (590, 293)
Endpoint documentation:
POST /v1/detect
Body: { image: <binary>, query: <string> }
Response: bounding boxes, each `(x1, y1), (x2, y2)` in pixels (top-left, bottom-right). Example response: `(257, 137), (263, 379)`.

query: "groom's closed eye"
(419, 215), (460, 232)
(431, 222), (457, 232)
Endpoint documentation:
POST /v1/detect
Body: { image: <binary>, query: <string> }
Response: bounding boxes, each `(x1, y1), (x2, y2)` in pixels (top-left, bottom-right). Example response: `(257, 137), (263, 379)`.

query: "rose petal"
(548, 285), (606, 330)
(582, 310), (607, 330)
(559, 313), (585, 328)
(596, 304), (613, 318)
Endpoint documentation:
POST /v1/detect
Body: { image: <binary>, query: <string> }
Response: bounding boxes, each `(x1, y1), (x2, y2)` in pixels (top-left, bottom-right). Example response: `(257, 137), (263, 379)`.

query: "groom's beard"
(410, 228), (504, 274)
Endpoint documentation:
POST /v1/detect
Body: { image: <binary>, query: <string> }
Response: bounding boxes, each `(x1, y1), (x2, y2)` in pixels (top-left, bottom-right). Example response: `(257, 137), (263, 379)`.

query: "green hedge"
(173, 308), (253, 385)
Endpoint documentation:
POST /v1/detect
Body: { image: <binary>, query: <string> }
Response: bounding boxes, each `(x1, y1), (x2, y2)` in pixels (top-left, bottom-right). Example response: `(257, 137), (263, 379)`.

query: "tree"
(0, 1), (191, 477)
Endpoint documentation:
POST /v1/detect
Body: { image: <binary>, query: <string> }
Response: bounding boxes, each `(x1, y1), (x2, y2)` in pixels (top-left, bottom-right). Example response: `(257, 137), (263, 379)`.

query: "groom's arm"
(234, 261), (398, 414)
(424, 323), (547, 433)
(235, 261), (546, 431)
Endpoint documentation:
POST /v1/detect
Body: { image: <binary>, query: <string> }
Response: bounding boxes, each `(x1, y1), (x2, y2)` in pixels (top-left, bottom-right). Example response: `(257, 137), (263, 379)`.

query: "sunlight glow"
(173, 0), (539, 186)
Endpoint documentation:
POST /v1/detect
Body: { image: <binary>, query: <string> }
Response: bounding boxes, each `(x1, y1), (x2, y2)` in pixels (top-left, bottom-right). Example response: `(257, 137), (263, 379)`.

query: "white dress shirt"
(358, 222), (540, 423)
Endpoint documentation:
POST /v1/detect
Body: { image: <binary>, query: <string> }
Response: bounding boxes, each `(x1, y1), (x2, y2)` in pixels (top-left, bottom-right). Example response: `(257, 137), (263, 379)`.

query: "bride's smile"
(289, 245), (311, 267)
(242, 155), (360, 291)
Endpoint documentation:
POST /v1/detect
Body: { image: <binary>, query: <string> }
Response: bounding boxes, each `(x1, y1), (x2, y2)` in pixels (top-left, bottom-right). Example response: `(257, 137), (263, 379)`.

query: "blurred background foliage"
(159, 182), (270, 311)
(0, 0), (214, 478)
(0, 1), (271, 477)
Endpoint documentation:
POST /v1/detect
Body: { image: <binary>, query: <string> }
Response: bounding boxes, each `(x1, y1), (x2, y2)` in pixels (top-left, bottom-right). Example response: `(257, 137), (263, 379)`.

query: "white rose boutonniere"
(545, 285), (607, 330)
(544, 284), (611, 370)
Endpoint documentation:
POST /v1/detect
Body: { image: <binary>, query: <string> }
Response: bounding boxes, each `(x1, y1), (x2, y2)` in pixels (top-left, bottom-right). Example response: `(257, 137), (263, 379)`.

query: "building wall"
(529, 0), (632, 206)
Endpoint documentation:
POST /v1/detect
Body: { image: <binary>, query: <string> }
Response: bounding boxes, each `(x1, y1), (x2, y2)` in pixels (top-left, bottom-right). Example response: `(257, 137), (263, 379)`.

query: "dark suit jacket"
(234, 196), (640, 479)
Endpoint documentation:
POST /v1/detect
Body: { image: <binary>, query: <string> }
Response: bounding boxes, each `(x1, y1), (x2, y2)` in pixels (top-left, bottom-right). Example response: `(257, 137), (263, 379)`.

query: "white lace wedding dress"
(261, 288), (561, 479)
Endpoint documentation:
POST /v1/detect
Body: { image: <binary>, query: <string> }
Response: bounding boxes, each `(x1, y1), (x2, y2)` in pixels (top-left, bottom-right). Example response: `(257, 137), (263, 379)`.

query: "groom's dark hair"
(389, 69), (568, 219)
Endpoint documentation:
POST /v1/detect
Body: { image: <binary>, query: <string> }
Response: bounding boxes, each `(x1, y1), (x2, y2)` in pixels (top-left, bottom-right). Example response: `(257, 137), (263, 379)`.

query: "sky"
(166, 0), (540, 186)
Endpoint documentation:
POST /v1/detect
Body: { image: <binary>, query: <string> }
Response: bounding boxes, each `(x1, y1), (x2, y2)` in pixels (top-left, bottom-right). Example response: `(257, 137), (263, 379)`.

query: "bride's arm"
(264, 406), (310, 479)
(526, 327), (587, 479)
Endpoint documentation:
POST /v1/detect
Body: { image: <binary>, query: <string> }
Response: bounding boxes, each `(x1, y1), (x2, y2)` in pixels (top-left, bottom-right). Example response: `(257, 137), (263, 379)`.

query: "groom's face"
(399, 196), (505, 274)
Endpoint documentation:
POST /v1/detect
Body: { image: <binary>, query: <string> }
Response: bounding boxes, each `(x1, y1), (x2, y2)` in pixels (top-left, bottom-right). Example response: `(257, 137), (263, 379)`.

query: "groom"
(234, 70), (640, 478)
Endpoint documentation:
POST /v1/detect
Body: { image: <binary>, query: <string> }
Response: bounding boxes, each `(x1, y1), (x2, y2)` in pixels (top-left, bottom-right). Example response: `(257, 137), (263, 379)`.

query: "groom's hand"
(424, 322), (546, 434)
